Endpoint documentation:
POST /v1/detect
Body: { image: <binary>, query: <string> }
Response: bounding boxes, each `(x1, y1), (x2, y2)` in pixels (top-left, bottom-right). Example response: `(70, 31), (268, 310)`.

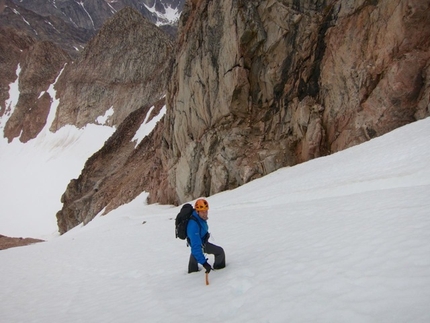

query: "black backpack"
(175, 203), (195, 240)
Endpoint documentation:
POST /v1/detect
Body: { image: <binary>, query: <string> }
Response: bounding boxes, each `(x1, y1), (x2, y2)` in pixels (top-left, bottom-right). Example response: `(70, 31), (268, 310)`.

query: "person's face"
(197, 210), (209, 220)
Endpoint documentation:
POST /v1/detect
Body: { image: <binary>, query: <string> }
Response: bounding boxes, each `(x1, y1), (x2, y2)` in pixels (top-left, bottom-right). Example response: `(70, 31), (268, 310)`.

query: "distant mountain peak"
(142, 0), (182, 26)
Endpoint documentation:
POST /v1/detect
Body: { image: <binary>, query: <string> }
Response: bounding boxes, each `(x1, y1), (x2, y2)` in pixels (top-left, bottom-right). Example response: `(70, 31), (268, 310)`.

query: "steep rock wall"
(54, 8), (175, 233)
(56, 99), (166, 234)
(3, 41), (71, 143)
(0, 26), (34, 125)
(1, 0), (94, 58)
(321, 0), (430, 150)
(156, 0), (430, 204)
(52, 7), (174, 131)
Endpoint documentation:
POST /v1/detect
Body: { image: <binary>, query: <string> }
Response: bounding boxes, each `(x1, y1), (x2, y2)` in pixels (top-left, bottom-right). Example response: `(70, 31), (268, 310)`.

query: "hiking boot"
(188, 268), (201, 274)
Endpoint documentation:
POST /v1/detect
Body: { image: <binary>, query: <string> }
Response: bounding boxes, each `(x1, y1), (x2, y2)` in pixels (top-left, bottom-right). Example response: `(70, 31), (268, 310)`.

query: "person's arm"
(187, 219), (206, 265)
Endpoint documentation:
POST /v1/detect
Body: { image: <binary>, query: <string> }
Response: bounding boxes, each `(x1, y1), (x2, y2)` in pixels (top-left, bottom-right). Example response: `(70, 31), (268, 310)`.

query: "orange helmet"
(195, 198), (209, 211)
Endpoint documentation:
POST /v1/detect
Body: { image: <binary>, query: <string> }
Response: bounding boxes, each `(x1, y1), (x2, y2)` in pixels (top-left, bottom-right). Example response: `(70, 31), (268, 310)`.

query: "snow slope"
(0, 65), (116, 239)
(0, 117), (429, 322)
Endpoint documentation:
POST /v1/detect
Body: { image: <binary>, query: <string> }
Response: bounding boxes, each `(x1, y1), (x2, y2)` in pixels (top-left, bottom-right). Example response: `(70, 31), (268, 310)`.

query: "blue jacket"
(187, 210), (209, 265)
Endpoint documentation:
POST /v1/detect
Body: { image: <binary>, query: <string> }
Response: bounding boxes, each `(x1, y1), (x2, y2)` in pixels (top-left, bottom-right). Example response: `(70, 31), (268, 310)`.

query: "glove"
(202, 261), (212, 273)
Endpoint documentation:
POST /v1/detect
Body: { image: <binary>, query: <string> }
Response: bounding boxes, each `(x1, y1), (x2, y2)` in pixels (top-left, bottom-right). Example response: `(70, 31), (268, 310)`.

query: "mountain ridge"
(1, 0), (429, 235)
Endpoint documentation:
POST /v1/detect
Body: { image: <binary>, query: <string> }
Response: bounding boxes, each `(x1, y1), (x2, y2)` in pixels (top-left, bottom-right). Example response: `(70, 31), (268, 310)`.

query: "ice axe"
(205, 272), (209, 285)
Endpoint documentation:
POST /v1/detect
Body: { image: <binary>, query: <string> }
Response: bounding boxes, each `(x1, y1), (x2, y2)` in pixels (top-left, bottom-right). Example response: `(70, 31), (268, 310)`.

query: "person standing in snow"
(187, 198), (226, 274)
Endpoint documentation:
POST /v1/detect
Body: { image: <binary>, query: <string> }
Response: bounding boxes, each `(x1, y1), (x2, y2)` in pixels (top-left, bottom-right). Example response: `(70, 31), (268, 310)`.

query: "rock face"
(12, 0), (115, 31)
(0, 26), (33, 126)
(3, 41), (70, 143)
(1, 0), (95, 58)
(0, 234), (44, 250)
(0, 0), (86, 137)
(52, 7), (174, 131)
(1, 1), (178, 233)
(56, 99), (167, 234)
(54, 8), (174, 234)
(2, 0), (429, 234)
(321, 0), (430, 151)
(154, 0), (430, 205)
(1, 6), (174, 142)
(12, 0), (184, 36)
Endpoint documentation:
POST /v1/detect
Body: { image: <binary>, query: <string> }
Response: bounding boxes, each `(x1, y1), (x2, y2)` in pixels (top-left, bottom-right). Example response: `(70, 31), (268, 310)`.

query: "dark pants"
(188, 242), (225, 273)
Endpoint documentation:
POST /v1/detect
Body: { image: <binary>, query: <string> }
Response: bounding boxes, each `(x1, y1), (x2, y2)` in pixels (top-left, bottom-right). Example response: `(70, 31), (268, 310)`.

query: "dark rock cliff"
(3, 41), (70, 143)
(52, 6), (174, 131)
(54, 8), (174, 234)
(2, 0), (429, 234)
(57, 0), (430, 232)
(56, 99), (166, 234)
(154, 0), (430, 204)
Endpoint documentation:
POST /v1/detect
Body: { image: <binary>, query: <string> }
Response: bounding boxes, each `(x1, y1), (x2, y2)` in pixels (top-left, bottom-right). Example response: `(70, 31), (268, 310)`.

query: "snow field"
(0, 110), (429, 322)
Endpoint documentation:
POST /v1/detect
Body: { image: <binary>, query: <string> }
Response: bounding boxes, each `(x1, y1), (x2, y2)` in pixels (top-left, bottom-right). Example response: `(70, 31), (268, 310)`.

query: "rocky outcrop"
(55, 7), (175, 233)
(1, 2), (177, 233)
(4, 0), (429, 233)
(321, 0), (430, 151)
(51, 6), (174, 131)
(3, 41), (71, 143)
(1, 0), (94, 58)
(0, 0), (77, 133)
(12, 0), (114, 31)
(154, 0), (430, 204)
(56, 99), (166, 234)
(0, 234), (44, 250)
(0, 0), (93, 142)
(11, 0), (185, 37)
(0, 26), (33, 122)
(1, 3), (176, 144)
